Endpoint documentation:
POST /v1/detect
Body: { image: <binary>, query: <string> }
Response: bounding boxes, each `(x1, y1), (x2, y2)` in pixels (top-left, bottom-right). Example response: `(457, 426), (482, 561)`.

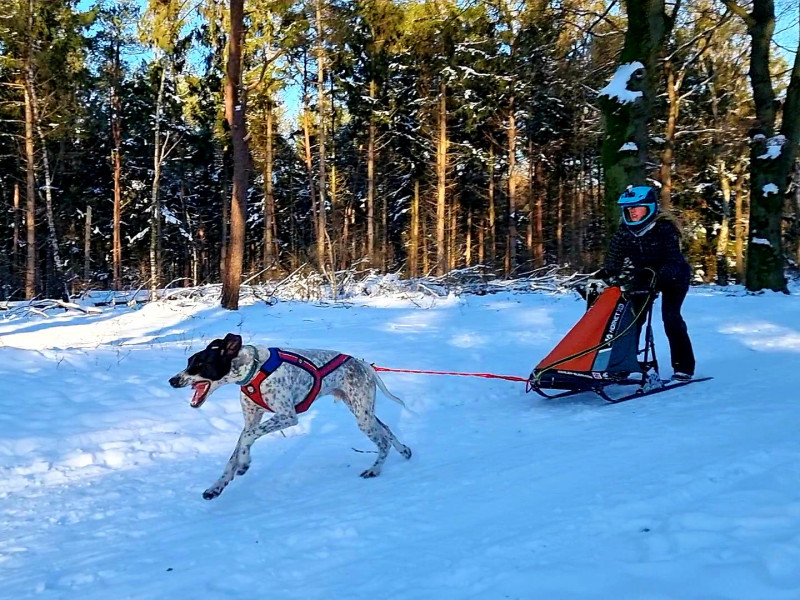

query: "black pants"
(634, 263), (695, 376)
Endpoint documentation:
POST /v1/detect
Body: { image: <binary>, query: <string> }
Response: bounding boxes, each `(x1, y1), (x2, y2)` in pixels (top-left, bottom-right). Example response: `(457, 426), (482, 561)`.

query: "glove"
(621, 268), (657, 292)
(585, 278), (608, 295)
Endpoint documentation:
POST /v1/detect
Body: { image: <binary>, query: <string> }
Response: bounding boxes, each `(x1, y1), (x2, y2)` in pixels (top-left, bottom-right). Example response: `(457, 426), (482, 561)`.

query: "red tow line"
(372, 365), (528, 383)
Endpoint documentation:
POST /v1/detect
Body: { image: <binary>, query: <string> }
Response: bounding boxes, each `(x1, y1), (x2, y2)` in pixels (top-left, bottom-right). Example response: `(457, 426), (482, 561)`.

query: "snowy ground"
(1, 285), (800, 599)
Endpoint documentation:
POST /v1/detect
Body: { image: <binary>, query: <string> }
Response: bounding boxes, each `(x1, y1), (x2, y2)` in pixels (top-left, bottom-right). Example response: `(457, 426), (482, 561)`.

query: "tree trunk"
(218, 144), (228, 277)
(28, 67), (67, 300)
(448, 200), (457, 270)
(577, 147), (586, 266)
(367, 79), (376, 266)
(84, 205), (92, 282)
(527, 140), (534, 258)
(111, 39), (123, 290)
(382, 182), (388, 270)
(465, 207), (472, 266)
(478, 215), (485, 265)
(23, 1), (36, 299)
(315, 0), (328, 270)
(734, 176), (747, 281)
(302, 101), (319, 256)
(149, 61), (167, 301)
(422, 206), (429, 274)
(724, 0), (799, 291)
(436, 81), (447, 275)
(795, 164), (800, 268)
(716, 159), (732, 285)
(221, 0), (250, 310)
(180, 181), (199, 286)
(36, 121), (67, 299)
(488, 144), (496, 265)
(534, 161), (544, 265)
(13, 184), (20, 279)
(557, 167), (564, 264)
(599, 0), (669, 230)
(263, 99), (277, 270)
(505, 99), (516, 276)
(659, 57), (682, 209)
(410, 179), (419, 276)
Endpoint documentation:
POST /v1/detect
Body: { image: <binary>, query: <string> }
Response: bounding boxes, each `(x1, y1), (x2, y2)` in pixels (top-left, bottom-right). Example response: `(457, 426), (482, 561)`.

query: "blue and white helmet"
(618, 186), (659, 234)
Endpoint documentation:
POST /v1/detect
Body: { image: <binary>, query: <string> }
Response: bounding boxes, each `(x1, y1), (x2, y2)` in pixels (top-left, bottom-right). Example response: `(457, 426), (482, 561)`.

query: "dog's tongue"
(191, 382), (210, 407)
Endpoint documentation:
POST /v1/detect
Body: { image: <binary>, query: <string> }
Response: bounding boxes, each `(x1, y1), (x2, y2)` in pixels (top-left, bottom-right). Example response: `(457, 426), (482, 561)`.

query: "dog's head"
(169, 333), (244, 408)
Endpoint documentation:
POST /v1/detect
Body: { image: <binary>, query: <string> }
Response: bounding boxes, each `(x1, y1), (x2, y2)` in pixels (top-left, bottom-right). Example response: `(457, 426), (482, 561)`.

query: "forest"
(1, 0), (799, 307)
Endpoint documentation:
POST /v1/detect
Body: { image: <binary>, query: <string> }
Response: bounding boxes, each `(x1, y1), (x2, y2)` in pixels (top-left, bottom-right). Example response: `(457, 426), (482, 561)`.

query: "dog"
(169, 333), (412, 499)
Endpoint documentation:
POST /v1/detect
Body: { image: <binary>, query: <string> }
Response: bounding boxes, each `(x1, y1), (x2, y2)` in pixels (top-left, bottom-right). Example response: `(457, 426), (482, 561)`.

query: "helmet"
(618, 186), (659, 234)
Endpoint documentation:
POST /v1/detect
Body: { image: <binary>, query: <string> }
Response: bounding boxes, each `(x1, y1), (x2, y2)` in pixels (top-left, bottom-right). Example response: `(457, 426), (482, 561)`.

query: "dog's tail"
(373, 369), (407, 408)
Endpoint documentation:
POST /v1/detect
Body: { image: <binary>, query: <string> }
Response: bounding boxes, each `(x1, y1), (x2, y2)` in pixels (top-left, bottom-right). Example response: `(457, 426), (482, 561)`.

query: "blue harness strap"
(241, 348), (352, 413)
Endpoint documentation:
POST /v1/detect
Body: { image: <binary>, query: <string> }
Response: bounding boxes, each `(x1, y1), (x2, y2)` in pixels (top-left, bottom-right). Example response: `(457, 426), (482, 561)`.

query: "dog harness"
(240, 348), (352, 414)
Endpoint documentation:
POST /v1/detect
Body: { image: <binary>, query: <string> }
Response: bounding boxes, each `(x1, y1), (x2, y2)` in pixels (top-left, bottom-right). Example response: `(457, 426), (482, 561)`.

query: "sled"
(527, 283), (710, 403)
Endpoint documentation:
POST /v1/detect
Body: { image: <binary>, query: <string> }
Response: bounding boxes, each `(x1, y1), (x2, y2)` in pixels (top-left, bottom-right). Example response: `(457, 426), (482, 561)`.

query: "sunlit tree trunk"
(221, 0), (250, 310)
(314, 0), (328, 270)
(436, 81), (447, 275)
(488, 144), (496, 265)
(263, 99), (277, 269)
(410, 179), (419, 276)
(734, 176), (747, 281)
(111, 40), (123, 290)
(367, 78), (376, 265)
(23, 0), (36, 298)
(149, 61), (167, 301)
(505, 99), (516, 275)
(716, 159), (732, 285)
(12, 184), (20, 277)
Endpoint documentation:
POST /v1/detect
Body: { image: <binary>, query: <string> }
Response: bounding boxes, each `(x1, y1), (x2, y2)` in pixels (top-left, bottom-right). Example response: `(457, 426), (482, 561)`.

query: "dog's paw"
(360, 468), (380, 478)
(400, 446), (412, 460)
(202, 486), (223, 500)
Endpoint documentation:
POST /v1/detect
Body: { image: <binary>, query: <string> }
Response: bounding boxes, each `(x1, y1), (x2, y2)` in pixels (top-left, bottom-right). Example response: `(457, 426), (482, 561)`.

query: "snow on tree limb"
(598, 62), (645, 103)
(762, 183), (779, 196)
(756, 135), (786, 160)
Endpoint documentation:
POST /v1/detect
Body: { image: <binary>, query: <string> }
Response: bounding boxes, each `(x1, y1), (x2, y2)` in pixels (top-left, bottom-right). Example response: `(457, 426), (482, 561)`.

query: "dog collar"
(235, 345), (261, 385)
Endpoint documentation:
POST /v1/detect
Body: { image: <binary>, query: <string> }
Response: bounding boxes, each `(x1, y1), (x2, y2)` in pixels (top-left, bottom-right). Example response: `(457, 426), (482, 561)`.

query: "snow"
(619, 142), (638, 152)
(598, 62), (645, 103)
(757, 135), (786, 160)
(752, 237), (772, 246)
(763, 183), (779, 196)
(2, 287), (800, 598)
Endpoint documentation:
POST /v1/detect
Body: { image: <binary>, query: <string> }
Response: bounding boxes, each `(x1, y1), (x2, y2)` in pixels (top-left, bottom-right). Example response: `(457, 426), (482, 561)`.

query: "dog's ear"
(222, 333), (242, 359)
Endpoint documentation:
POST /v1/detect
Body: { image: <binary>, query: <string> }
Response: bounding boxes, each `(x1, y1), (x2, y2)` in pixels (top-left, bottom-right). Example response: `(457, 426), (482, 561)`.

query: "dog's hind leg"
(356, 416), (392, 478)
(376, 416), (412, 460)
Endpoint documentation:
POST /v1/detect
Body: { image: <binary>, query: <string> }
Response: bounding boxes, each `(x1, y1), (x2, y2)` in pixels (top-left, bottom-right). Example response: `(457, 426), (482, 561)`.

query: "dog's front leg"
(203, 413), (298, 500)
(202, 429), (250, 500)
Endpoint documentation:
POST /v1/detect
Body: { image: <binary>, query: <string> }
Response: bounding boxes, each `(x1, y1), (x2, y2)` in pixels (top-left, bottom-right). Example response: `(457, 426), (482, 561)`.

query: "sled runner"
(527, 282), (710, 403)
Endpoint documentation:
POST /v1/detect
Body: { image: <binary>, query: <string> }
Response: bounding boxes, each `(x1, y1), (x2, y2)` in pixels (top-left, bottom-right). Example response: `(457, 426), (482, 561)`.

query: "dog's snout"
(169, 375), (183, 388)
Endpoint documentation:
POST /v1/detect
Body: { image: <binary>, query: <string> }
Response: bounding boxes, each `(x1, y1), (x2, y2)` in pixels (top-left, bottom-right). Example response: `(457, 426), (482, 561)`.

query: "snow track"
(1, 288), (800, 598)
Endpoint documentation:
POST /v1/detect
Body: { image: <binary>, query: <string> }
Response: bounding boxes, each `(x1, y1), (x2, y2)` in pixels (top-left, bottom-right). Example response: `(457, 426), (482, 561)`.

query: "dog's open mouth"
(191, 381), (211, 408)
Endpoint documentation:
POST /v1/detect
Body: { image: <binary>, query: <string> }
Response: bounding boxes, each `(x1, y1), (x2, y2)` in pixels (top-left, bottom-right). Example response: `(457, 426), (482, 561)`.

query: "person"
(594, 185), (695, 381)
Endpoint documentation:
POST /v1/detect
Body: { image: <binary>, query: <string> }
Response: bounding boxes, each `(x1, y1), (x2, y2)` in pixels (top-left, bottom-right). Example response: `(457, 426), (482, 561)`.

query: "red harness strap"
(240, 349), (352, 414)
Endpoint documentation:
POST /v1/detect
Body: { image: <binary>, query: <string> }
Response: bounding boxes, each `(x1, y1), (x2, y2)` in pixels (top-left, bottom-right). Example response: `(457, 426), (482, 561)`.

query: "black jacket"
(603, 218), (690, 288)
